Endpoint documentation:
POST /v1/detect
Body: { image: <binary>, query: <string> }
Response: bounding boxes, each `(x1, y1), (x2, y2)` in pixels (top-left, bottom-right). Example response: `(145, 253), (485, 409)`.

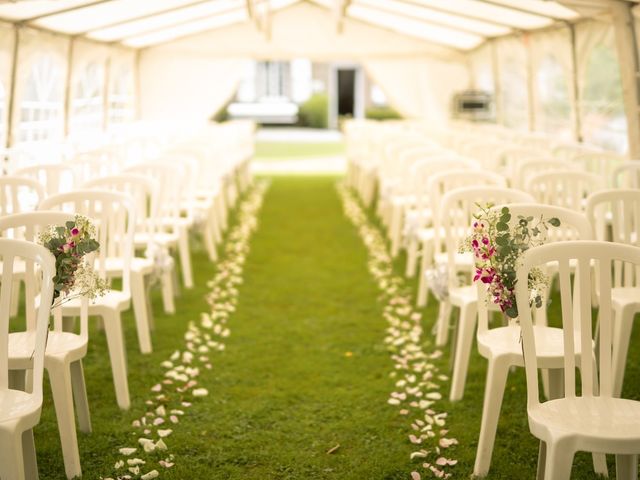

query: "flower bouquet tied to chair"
(462, 204), (561, 319)
(39, 214), (107, 307)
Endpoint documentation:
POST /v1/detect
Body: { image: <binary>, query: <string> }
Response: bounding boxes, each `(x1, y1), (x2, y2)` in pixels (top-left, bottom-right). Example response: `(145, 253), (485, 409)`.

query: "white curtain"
(13, 27), (69, 146)
(362, 58), (468, 123)
(0, 22), (14, 147)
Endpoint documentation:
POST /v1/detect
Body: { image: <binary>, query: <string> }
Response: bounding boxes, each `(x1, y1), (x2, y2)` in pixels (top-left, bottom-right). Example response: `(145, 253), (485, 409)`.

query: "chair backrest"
(84, 174), (159, 239)
(428, 170), (506, 255)
(516, 241), (640, 406)
(513, 158), (579, 190)
(526, 170), (604, 211)
(612, 161), (640, 188)
(0, 175), (46, 215)
(477, 204), (592, 334)
(0, 238), (55, 405)
(38, 190), (135, 294)
(0, 211), (90, 337)
(586, 189), (640, 288)
(573, 152), (626, 186)
(440, 186), (535, 288)
(68, 151), (118, 184)
(15, 163), (75, 196)
(552, 143), (597, 162)
(125, 162), (184, 223)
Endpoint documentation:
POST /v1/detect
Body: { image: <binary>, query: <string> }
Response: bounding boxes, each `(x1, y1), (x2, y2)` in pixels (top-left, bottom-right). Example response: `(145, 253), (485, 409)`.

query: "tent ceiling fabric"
(0, 0), (598, 51)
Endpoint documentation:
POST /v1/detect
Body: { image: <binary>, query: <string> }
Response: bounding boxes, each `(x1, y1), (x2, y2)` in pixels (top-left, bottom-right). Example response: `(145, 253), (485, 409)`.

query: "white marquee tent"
(0, 0), (638, 153)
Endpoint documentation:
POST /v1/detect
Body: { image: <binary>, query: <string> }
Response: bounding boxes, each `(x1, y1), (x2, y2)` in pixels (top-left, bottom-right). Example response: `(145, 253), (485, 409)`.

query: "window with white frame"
(499, 54), (528, 130)
(17, 54), (64, 144)
(535, 54), (572, 139)
(109, 65), (135, 124)
(70, 61), (104, 134)
(581, 44), (627, 153)
(256, 61), (290, 100)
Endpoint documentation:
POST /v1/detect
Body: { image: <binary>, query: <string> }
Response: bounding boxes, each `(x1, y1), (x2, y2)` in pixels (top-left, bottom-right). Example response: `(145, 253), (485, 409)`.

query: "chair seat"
(9, 331), (87, 362)
(390, 194), (417, 207)
(434, 252), (474, 271)
(611, 287), (640, 311)
(135, 232), (178, 248)
(0, 389), (40, 423)
(530, 397), (640, 448)
(97, 257), (153, 276)
(59, 290), (131, 314)
(477, 325), (574, 362)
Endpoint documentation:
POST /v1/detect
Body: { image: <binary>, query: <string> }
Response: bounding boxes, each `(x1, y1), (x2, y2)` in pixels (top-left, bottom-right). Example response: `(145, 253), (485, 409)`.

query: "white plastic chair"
(573, 152), (627, 187)
(413, 170), (506, 307)
(15, 164), (75, 197)
(390, 156), (478, 257)
(512, 158), (580, 190)
(438, 186), (535, 401)
(125, 162), (194, 289)
(0, 176), (45, 215)
(39, 190), (136, 410)
(0, 238), (55, 480)
(526, 170), (604, 212)
(613, 161), (640, 189)
(586, 189), (640, 397)
(473, 204), (593, 477)
(516, 241), (640, 480)
(1, 212), (90, 479)
(85, 173), (176, 322)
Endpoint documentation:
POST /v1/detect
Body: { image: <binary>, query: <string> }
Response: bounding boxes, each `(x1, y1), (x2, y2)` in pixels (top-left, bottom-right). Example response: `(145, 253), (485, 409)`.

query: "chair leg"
(130, 270), (152, 354)
(389, 204), (402, 257)
(10, 278), (20, 317)
(21, 429), (38, 480)
(435, 300), (452, 347)
(177, 227), (194, 289)
(615, 454), (638, 480)
(70, 360), (91, 434)
(542, 440), (574, 480)
(48, 361), (82, 479)
(612, 306), (635, 397)
(210, 203), (223, 244)
(405, 237), (418, 277)
(161, 269), (176, 315)
(449, 302), (478, 401)
(102, 313), (130, 410)
(473, 356), (511, 477)
(537, 441), (547, 480)
(202, 220), (218, 262)
(0, 430), (27, 480)
(417, 239), (432, 308)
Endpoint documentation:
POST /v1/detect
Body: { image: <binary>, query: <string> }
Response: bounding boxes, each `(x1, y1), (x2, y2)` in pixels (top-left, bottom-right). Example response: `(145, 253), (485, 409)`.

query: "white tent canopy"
(0, 0), (637, 154)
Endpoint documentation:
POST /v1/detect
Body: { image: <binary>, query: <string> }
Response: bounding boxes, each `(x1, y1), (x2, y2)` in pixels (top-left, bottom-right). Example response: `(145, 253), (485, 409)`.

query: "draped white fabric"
(362, 58), (468, 122)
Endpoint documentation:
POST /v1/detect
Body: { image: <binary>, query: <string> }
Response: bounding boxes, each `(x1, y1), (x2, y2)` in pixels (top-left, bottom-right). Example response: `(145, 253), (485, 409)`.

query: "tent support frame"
(5, 25), (19, 149)
(611, 0), (640, 158)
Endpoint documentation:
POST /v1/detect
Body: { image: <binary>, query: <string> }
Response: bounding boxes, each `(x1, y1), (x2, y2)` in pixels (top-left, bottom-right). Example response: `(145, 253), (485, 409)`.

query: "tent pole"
(524, 33), (535, 132)
(103, 55), (111, 133)
(491, 39), (503, 125)
(135, 48), (142, 121)
(63, 36), (75, 139)
(610, 0), (640, 158)
(5, 25), (20, 149)
(568, 23), (582, 143)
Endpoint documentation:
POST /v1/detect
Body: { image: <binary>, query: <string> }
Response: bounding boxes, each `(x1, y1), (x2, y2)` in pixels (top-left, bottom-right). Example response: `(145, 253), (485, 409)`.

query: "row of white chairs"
(344, 119), (640, 479)
(0, 122), (255, 479)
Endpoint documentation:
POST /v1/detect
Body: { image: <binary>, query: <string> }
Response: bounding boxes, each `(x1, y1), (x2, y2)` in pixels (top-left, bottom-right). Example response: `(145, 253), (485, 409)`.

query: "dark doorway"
(337, 69), (356, 117)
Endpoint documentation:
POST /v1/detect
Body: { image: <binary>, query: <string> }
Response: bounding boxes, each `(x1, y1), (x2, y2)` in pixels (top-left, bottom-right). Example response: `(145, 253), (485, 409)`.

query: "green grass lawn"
(26, 175), (640, 479)
(255, 142), (345, 160)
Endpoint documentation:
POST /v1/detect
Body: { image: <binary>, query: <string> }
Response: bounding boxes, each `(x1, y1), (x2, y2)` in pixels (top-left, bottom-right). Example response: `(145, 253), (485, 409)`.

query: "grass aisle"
(193, 176), (410, 479)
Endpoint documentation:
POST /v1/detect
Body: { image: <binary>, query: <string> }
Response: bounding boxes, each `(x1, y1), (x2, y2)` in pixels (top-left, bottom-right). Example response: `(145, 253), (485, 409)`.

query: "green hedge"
(298, 93), (329, 128)
(365, 105), (402, 120)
